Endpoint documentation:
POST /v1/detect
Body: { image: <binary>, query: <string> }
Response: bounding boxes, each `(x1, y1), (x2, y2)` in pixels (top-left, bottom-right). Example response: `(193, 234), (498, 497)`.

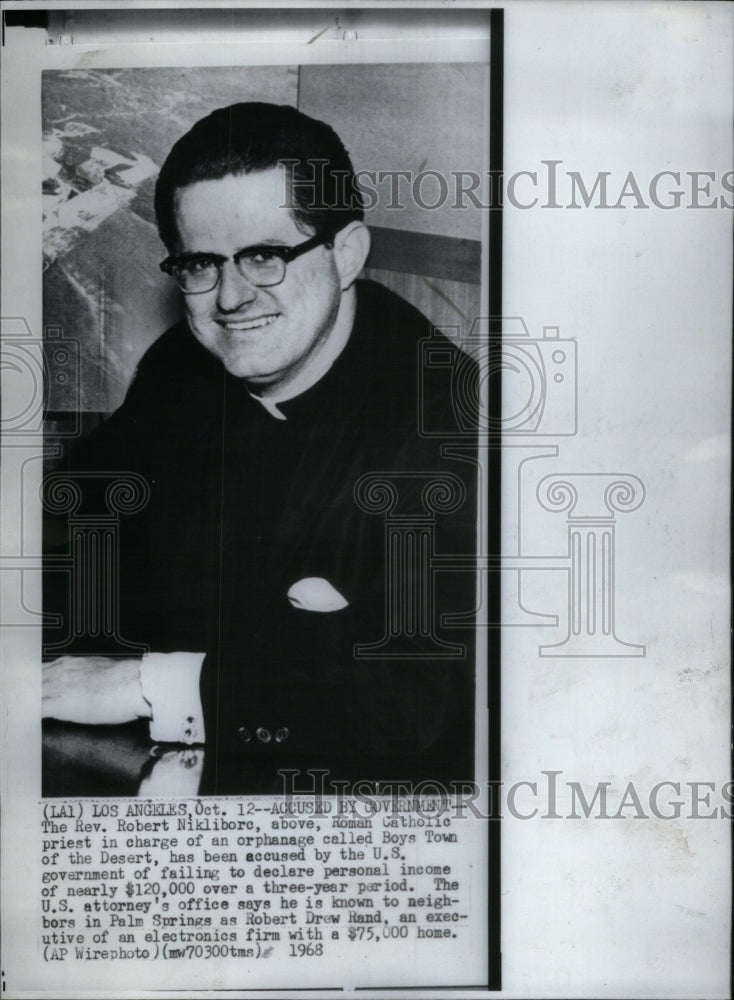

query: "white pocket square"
(287, 577), (349, 612)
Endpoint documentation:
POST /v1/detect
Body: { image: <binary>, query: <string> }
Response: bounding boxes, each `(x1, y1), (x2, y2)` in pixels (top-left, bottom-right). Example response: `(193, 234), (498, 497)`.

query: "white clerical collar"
(251, 394), (287, 420)
(246, 290), (356, 421)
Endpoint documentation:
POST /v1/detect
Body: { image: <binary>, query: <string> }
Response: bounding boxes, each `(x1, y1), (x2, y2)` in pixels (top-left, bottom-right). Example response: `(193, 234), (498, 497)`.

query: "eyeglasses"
(159, 232), (333, 295)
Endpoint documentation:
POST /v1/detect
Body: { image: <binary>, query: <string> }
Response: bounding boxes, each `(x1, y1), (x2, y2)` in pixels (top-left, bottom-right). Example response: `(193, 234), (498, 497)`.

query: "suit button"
(237, 726), (252, 743)
(275, 727), (289, 743)
(256, 727), (272, 743)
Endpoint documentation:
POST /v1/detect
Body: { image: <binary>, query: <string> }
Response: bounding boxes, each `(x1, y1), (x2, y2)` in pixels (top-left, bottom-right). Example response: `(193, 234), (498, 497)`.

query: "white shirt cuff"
(139, 651), (206, 744)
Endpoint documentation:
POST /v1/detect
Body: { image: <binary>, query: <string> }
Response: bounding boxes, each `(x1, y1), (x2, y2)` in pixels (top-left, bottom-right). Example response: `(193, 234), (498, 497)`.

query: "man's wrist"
(139, 651), (206, 744)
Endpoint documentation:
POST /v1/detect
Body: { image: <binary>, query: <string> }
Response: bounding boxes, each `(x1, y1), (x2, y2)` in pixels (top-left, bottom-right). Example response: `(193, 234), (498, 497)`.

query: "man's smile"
(174, 170), (352, 386)
(216, 313), (280, 332)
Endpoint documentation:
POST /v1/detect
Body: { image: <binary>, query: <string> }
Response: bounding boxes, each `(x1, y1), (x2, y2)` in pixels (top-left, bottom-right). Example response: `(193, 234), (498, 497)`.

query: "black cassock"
(44, 280), (480, 792)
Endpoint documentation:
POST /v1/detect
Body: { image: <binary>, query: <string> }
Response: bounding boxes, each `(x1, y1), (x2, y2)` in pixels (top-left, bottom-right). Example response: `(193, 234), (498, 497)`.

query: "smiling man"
(42, 103), (479, 794)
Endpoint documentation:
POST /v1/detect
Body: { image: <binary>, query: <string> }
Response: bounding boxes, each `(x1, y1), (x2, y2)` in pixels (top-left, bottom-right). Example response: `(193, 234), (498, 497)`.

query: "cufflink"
(140, 651), (206, 744)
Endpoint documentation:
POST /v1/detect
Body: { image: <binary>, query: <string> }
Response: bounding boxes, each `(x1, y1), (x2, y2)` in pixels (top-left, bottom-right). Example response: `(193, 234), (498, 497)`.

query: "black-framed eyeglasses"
(159, 232), (333, 294)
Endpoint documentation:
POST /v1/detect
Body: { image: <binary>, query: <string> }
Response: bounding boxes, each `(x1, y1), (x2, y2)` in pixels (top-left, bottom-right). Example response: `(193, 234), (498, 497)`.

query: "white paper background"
(1, 2), (731, 998)
(500, 2), (731, 998)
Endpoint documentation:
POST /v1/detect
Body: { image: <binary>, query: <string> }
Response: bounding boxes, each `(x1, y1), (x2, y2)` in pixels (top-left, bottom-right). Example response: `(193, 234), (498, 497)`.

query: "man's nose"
(216, 259), (258, 312)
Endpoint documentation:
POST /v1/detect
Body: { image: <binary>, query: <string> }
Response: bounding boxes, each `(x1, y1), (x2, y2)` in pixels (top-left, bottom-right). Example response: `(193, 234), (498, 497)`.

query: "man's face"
(171, 168), (343, 387)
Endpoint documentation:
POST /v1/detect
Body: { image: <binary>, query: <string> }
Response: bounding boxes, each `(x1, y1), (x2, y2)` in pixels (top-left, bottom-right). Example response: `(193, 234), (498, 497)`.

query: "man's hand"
(42, 656), (151, 726)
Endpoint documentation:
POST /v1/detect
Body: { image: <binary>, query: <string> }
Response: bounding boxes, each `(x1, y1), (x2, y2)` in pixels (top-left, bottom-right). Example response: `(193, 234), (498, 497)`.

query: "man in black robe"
(42, 103), (479, 794)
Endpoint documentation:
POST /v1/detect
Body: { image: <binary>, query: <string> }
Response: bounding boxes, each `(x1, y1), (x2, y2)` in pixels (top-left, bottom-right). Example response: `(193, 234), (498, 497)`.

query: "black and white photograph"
(38, 59), (491, 800)
(0, 2), (731, 998)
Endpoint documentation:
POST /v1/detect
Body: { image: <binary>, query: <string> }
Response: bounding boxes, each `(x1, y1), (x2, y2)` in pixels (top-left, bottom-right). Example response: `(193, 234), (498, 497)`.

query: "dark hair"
(154, 102), (365, 250)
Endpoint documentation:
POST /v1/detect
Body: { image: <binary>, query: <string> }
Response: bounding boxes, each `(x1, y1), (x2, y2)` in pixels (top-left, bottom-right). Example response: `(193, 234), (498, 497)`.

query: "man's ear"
(332, 221), (371, 290)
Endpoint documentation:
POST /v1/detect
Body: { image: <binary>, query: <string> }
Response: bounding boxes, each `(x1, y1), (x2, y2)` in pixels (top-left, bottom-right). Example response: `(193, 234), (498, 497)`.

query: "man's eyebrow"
(235, 242), (292, 255)
(176, 241), (290, 261)
(175, 250), (227, 263)
(236, 240), (291, 251)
